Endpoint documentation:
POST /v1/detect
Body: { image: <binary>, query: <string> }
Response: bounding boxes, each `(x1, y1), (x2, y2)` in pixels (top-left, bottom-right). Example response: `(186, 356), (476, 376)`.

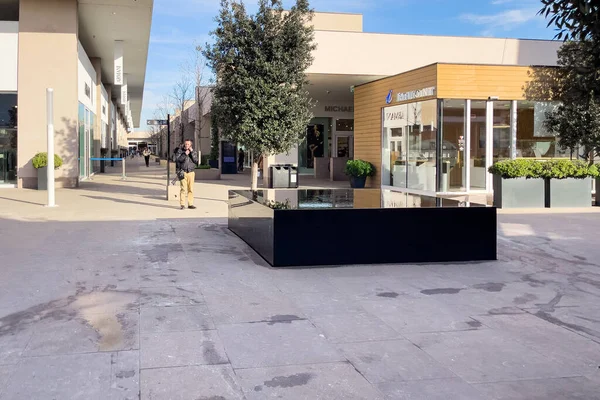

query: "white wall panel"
(0, 22), (18, 91)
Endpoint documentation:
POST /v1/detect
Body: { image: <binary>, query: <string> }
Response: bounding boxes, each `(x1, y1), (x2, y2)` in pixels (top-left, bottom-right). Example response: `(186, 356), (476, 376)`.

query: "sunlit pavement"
(1, 158), (600, 399)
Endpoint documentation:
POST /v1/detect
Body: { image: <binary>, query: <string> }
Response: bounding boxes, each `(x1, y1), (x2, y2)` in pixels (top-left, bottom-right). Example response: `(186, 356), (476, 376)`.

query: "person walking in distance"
(238, 148), (245, 172)
(175, 139), (199, 210)
(143, 147), (151, 167)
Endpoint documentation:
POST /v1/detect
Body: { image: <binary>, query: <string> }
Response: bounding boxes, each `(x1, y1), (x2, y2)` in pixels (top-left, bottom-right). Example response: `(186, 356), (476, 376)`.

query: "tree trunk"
(251, 161), (258, 191)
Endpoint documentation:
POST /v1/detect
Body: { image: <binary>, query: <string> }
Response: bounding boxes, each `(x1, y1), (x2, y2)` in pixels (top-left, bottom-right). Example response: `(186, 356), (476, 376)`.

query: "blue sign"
(386, 90), (393, 104)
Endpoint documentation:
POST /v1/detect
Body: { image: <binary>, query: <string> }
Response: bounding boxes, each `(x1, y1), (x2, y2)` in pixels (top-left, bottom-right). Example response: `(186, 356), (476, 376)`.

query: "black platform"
(228, 189), (497, 267)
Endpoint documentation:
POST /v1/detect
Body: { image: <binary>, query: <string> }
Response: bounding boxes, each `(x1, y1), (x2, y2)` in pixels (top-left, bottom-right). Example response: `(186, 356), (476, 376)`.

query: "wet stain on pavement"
(473, 283), (505, 292)
(116, 370), (136, 379)
(144, 243), (184, 263)
(377, 292), (399, 298)
(266, 315), (304, 325)
(254, 372), (314, 392)
(488, 307), (524, 315)
(513, 293), (538, 305)
(196, 396), (227, 400)
(466, 320), (483, 328)
(201, 340), (228, 365)
(421, 288), (464, 295)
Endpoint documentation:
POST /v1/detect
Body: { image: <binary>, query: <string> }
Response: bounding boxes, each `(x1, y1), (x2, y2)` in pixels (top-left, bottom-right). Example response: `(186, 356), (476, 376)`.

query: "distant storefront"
(354, 63), (567, 195)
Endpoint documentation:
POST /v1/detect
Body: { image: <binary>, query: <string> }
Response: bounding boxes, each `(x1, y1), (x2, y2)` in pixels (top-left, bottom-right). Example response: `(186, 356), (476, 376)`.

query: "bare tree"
(183, 45), (215, 158)
(169, 73), (194, 146)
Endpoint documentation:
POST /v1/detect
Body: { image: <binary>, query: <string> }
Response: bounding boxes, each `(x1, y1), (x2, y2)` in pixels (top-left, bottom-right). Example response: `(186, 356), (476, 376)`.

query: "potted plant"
(540, 159), (597, 208)
(488, 159), (545, 208)
(32, 152), (63, 190)
(345, 159), (375, 188)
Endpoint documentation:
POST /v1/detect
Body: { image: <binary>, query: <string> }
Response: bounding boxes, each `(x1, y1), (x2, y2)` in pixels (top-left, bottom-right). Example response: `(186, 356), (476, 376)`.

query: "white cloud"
(460, 7), (539, 33)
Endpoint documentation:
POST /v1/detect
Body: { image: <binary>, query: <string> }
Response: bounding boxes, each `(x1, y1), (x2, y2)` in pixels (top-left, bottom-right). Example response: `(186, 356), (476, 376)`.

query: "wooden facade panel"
(354, 64), (438, 186)
(437, 64), (533, 100)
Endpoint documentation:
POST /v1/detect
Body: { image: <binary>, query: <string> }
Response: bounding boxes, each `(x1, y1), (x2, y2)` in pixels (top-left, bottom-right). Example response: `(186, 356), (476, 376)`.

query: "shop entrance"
(299, 117), (330, 174)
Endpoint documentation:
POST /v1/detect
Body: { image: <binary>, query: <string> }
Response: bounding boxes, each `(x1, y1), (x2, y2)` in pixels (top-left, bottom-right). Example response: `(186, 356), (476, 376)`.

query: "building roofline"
(313, 29), (558, 43)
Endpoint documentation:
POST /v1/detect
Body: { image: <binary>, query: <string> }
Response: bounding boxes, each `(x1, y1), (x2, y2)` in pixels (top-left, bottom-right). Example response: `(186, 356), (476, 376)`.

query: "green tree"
(540, 0), (600, 41)
(204, 0), (316, 189)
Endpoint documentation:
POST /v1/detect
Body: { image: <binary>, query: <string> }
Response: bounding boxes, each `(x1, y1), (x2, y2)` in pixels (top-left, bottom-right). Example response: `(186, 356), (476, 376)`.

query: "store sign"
(385, 110), (404, 121)
(396, 86), (436, 102)
(114, 41), (124, 86)
(386, 90), (393, 104)
(324, 105), (354, 113)
(121, 75), (127, 106)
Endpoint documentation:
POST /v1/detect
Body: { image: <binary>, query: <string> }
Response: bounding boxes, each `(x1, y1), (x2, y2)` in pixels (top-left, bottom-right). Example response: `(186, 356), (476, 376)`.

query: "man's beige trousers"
(180, 171), (195, 206)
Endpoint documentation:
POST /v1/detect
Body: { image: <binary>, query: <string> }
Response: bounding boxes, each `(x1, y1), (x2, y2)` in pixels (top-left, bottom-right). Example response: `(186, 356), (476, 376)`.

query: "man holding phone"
(174, 139), (199, 210)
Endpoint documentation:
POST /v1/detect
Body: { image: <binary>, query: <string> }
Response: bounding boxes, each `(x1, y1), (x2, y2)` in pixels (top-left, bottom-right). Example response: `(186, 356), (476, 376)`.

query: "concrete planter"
(545, 178), (592, 208)
(194, 168), (221, 181)
(492, 175), (544, 208)
(36, 167), (47, 190)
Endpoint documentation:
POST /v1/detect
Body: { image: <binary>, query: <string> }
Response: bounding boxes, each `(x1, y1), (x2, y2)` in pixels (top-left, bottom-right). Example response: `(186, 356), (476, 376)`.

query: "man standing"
(143, 147), (151, 167)
(238, 148), (245, 172)
(175, 139), (199, 210)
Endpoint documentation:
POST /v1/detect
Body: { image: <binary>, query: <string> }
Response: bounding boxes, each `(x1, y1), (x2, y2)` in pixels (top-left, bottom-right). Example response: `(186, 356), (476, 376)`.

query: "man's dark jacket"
(174, 148), (199, 173)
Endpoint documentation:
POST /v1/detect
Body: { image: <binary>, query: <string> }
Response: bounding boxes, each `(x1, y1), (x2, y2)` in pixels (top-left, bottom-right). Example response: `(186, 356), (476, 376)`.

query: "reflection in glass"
(0, 94), (17, 184)
(382, 104), (407, 187)
(470, 100), (487, 190)
(407, 100), (437, 191)
(493, 101), (511, 162)
(440, 100), (465, 191)
(516, 101), (566, 159)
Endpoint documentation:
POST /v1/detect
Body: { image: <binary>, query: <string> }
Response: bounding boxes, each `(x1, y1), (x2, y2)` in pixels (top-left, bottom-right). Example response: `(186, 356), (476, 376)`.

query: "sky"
(139, 0), (558, 131)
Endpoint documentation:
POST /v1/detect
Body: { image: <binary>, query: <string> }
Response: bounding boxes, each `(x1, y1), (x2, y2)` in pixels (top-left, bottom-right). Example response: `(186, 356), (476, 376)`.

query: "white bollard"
(46, 88), (57, 207)
(121, 158), (126, 180)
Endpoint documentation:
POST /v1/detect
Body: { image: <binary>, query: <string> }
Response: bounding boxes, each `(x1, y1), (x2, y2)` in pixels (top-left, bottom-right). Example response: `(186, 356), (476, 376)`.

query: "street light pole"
(167, 113), (171, 190)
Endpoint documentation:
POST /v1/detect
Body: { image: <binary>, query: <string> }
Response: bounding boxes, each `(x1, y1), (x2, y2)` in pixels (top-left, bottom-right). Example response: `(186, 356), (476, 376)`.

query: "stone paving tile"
(140, 330), (228, 369)
(288, 290), (367, 317)
(140, 304), (214, 333)
(473, 376), (600, 400)
(270, 274), (339, 294)
(217, 320), (345, 369)
(0, 331), (33, 365)
(405, 329), (581, 384)
(476, 313), (600, 373)
(377, 378), (489, 400)
(359, 296), (485, 334)
(2, 352), (112, 400)
(236, 362), (385, 400)
(109, 351), (140, 400)
(139, 286), (205, 307)
(311, 312), (402, 343)
(338, 340), (455, 383)
(203, 291), (305, 325)
(24, 311), (139, 356)
(140, 365), (244, 400)
(0, 365), (13, 397)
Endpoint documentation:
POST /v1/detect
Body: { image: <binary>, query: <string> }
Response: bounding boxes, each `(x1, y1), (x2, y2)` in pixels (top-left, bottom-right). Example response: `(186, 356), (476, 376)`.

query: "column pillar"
(91, 57), (102, 162)
(17, 0), (78, 188)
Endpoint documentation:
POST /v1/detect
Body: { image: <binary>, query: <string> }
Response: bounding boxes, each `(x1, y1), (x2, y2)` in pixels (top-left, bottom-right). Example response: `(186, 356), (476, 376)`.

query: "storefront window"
(407, 101), (437, 191)
(335, 119), (354, 132)
(0, 94), (18, 184)
(493, 101), (511, 162)
(440, 100), (465, 191)
(382, 100), (437, 191)
(516, 101), (566, 158)
(470, 101), (487, 190)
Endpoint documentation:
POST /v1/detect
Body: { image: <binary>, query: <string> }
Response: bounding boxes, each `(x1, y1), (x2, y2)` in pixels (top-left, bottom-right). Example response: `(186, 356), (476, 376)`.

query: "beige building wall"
(17, 0), (79, 188)
(308, 31), (561, 77)
(311, 12), (362, 32)
(91, 57), (102, 160)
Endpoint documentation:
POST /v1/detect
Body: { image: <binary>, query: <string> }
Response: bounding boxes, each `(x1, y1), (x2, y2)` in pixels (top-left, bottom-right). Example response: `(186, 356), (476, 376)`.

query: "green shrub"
(32, 152), (63, 169)
(195, 165), (211, 170)
(345, 159), (375, 178)
(489, 159), (599, 179)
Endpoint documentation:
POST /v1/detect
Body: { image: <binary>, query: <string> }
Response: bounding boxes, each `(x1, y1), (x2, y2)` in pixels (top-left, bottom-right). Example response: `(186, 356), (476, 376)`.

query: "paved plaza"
(0, 159), (600, 399)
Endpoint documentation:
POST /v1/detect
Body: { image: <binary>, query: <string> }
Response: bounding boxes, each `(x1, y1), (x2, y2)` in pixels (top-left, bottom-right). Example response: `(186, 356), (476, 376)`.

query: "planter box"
(194, 168), (221, 181)
(492, 175), (544, 208)
(545, 178), (592, 208)
(229, 189), (496, 267)
(37, 167), (47, 190)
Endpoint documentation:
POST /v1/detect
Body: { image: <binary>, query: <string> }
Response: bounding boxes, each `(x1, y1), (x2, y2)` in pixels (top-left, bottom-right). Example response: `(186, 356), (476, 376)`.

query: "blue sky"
(139, 0), (557, 131)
